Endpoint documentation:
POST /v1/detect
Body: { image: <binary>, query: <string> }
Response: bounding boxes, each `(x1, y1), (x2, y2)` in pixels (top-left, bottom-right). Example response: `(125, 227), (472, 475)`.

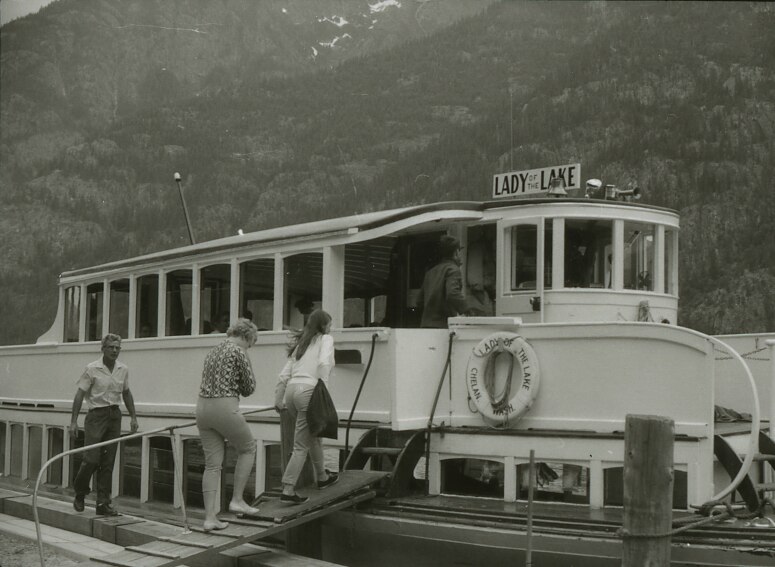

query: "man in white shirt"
(69, 334), (138, 516)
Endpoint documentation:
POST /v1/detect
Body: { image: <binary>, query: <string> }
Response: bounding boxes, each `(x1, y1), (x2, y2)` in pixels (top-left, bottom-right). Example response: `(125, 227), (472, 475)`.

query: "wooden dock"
(74, 470), (387, 567)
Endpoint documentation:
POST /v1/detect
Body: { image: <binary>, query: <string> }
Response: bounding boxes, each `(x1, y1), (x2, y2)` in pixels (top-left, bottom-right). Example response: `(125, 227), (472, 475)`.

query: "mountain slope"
(1, 1), (774, 344)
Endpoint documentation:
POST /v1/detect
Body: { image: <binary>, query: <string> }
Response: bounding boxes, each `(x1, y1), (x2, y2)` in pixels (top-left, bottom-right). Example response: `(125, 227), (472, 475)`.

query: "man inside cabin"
(211, 310), (230, 334)
(69, 333), (138, 516)
(417, 235), (467, 328)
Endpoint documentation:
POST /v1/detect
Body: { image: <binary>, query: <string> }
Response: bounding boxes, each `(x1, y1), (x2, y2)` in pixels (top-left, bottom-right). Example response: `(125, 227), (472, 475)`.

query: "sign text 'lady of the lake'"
(492, 163), (581, 198)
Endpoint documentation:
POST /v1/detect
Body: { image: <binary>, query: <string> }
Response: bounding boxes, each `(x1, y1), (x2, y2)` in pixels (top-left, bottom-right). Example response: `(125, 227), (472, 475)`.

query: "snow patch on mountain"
(318, 15), (349, 27)
(370, 0), (401, 14)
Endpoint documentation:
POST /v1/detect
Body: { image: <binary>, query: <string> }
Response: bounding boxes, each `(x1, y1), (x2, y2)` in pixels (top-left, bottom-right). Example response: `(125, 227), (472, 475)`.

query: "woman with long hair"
(196, 318), (260, 530)
(274, 309), (338, 503)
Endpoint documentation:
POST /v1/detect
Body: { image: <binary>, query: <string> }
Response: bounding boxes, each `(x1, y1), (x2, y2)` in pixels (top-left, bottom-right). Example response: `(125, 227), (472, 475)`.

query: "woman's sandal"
(229, 502), (261, 517)
(203, 519), (229, 532)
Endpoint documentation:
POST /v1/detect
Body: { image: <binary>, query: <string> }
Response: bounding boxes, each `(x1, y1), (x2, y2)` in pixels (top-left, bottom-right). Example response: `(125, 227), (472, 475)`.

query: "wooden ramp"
(85, 470), (387, 567)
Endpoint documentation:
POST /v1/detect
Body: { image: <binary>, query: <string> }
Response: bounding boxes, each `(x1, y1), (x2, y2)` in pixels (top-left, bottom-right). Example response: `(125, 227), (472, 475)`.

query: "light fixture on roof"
(546, 176), (567, 197)
(584, 178), (642, 201)
(613, 185), (641, 201)
(585, 178), (602, 198)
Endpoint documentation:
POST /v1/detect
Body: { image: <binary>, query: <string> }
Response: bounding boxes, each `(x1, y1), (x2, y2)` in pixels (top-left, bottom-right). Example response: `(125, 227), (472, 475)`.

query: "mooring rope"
(619, 498), (775, 539)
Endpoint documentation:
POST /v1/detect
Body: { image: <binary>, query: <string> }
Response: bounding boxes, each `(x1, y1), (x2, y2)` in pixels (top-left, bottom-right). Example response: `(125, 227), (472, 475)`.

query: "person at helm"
(417, 235), (467, 328)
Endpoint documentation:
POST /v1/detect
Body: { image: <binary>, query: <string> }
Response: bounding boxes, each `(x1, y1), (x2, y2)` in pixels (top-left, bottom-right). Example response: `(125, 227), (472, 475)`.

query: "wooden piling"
(622, 414), (674, 566)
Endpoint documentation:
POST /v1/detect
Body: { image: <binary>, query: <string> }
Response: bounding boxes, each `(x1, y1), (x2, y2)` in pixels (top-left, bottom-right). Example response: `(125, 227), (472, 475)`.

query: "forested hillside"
(1, 1), (774, 344)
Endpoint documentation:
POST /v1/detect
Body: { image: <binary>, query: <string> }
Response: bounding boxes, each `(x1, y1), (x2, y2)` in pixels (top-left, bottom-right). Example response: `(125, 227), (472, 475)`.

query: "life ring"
(466, 332), (540, 426)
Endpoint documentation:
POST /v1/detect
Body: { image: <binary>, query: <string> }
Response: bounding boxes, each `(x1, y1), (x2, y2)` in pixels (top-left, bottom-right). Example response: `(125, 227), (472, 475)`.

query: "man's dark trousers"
(74, 405), (122, 506)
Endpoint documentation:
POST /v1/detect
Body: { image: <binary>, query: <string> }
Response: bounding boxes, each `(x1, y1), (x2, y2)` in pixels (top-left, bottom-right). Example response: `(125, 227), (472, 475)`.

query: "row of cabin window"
(61, 220), (678, 342)
(64, 256), (318, 342)
(510, 219), (678, 293)
(62, 247), (398, 343)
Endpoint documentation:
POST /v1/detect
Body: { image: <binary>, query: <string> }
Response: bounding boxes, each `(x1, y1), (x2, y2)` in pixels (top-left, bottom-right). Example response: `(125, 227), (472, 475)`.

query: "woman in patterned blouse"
(196, 318), (259, 530)
(274, 309), (338, 504)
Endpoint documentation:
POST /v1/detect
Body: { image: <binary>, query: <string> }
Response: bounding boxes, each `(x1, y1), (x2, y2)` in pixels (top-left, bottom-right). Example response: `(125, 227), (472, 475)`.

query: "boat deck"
(364, 492), (775, 545)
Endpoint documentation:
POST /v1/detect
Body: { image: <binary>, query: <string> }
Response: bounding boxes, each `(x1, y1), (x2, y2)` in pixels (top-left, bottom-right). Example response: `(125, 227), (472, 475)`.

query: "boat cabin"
(37, 198), (679, 344)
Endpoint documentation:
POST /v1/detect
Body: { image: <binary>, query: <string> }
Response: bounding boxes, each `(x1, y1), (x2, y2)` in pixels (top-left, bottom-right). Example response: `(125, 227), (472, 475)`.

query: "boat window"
(240, 258), (274, 331)
(47, 427), (64, 485)
(265, 444), (283, 492)
(149, 436), (174, 503)
(623, 222), (655, 291)
(119, 437), (142, 498)
(9, 424), (23, 477)
(183, 438), (205, 507)
(344, 238), (397, 327)
(166, 269), (192, 336)
(69, 431), (85, 485)
(391, 233), (443, 328)
(664, 228), (678, 295)
(466, 225), (496, 315)
(564, 219), (613, 288)
(0, 423), (5, 474)
(27, 425), (43, 481)
(516, 462), (589, 504)
(85, 283), (104, 341)
(200, 264), (230, 334)
(136, 275), (159, 338)
(544, 222), (554, 290)
(441, 458), (504, 498)
(109, 279), (129, 338)
(284, 253), (322, 329)
(510, 225), (537, 291)
(63, 286), (80, 342)
(604, 466), (686, 509)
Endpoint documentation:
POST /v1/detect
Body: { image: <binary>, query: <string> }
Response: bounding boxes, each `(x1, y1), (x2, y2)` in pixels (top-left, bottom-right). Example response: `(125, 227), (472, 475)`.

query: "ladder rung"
(360, 447), (402, 456)
(756, 482), (775, 490)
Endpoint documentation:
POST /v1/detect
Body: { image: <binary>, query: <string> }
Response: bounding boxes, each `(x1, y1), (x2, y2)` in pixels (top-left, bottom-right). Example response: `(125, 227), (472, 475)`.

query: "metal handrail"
(344, 333), (379, 458)
(33, 407), (273, 567)
(424, 331), (456, 484)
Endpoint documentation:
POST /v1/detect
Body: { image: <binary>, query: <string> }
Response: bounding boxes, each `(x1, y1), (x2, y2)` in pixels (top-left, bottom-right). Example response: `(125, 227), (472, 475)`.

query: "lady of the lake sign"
(492, 163), (581, 198)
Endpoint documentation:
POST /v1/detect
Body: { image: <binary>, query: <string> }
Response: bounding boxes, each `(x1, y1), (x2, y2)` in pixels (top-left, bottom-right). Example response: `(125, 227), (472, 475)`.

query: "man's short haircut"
(439, 235), (462, 258)
(101, 333), (122, 347)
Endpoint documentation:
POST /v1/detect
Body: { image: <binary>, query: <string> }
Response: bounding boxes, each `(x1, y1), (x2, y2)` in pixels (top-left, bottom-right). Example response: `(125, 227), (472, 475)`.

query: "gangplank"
(78, 470), (388, 567)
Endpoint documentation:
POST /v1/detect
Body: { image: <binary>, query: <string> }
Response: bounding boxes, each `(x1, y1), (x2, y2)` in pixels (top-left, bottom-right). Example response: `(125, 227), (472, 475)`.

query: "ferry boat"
(1, 166), (774, 566)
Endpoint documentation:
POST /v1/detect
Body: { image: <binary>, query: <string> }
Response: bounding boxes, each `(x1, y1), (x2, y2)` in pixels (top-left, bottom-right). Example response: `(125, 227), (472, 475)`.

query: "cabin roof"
(60, 198), (674, 280)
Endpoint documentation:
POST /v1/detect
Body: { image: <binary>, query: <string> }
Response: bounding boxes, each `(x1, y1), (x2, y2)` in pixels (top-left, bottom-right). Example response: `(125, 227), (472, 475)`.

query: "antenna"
(509, 89), (514, 170)
(173, 172), (196, 245)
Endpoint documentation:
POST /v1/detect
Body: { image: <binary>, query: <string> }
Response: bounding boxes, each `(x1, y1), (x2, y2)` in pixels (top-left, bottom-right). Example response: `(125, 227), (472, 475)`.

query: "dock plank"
(87, 470), (386, 567)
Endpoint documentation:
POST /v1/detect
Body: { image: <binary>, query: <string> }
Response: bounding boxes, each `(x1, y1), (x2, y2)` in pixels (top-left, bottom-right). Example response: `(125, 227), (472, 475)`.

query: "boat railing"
(31, 407), (274, 567)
